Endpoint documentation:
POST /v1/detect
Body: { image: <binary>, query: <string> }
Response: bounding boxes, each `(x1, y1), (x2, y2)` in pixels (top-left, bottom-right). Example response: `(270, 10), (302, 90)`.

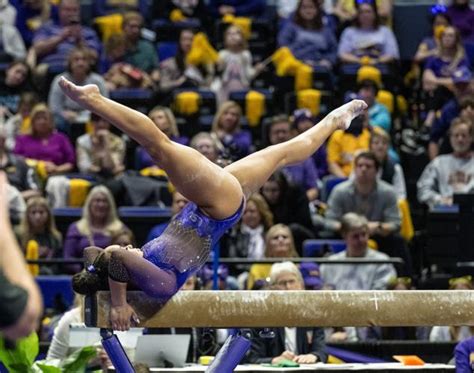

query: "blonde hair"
(224, 24), (248, 51)
(370, 126), (391, 144)
(437, 26), (465, 73)
(264, 224), (299, 258)
(246, 193), (274, 230)
(16, 196), (62, 248)
(30, 103), (54, 136)
(148, 106), (180, 137)
(76, 186), (124, 237)
(211, 101), (242, 134)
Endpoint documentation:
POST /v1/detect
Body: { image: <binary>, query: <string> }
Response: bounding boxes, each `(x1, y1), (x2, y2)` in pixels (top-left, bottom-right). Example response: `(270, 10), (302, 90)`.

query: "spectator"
(0, 22), (27, 63)
(213, 24), (263, 104)
(0, 0), (16, 26)
(15, 0), (58, 47)
(418, 117), (474, 208)
(0, 124), (41, 201)
(369, 127), (406, 201)
(15, 196), (63, 274)
(278, 0), (337, 69)
(13, 103), (75, 177)
(222, 192), (273, 260)
(32, 0), (101, 67)
(121, 11), (160, 82)
(414, 7), (451, 65)
(246, 261), (328, 364)
(190, 132), (221, 164)
(325, 152), (407, 263)
(356, 79), (391, 133)
(247, 224), (299, 289)
(267, 115), (320, 201)
(93, 0), (148, 17)
(76, 113), (125, 180)
(334, 0), (393, 26)
(151, 0), (207, 25)
(327, 110), (371, 178)
(63, 185), (130, 273)
(5, 180), (26, 223)
(49, 47), (108, 135)
(429, 69), (474, 159)
(446, 0), (474, 43)
(0, 171), (43, 341)
(136, 106), (188, 170)
(292, 109), (329, 179)
(261, 171), (313, 232)
(146, 190), (189, 241)
(454, 336), (474, 372)
(0, 61), (33, 117)
(338, 0), (399, 65)
(320, 212), (396, 290)
(211, 100), (252, 160)
(430, 276), (474, 342)
(4, 92), (40, 150)
(159, 29), (214, 93)
(422, 26), (468, 114)
(208, 0), (265, 17)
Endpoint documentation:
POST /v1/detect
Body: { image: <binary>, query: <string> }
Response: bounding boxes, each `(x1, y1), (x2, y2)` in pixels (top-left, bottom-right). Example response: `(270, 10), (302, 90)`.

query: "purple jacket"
(455, 337), (474, 373)
(14, 132), (75, 166)
(220, 130), (252, 159)
(282, 158), (319, 191)
(63, 222), (117, 273)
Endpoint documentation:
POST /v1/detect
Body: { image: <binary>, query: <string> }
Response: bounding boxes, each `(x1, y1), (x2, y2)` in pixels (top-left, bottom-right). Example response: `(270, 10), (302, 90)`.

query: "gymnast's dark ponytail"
(72, 251), (109, 295)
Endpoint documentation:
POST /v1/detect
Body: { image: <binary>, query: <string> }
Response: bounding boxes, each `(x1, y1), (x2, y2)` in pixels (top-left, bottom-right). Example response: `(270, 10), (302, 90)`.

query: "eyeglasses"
(274, 278), (298, 288)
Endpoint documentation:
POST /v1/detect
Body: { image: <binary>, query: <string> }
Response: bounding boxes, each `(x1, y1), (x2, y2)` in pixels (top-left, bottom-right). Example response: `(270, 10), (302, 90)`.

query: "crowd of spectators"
(2, 0), (474, 367)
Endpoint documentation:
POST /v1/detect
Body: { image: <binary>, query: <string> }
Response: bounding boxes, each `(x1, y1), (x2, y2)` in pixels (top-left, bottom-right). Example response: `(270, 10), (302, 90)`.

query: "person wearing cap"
(298, 261), (323, 290)
(418, 117), (474, 208)
(292, 109), (329, 179)
(245, 261), (328, 364)
(429, 66), (474, 159)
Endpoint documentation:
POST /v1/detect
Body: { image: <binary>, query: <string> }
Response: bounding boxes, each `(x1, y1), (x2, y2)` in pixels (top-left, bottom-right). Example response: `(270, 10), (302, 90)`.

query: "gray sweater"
(325, 179), (401, 232)
(320, 249), (397, 290)
(417, 153), (474, 207)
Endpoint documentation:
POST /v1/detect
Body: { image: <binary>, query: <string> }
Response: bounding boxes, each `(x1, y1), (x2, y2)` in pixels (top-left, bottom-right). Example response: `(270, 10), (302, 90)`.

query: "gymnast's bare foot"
(58, 76), (101, 112)
(326, 99), (367, 131)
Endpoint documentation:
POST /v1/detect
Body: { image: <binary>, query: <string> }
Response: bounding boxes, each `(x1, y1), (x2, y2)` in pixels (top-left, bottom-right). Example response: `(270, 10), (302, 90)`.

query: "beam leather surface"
(88, 290), (474, 328)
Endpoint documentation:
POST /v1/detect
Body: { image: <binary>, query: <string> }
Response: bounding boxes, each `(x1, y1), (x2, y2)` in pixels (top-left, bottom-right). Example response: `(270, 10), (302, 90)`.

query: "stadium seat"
(110, 88), (154, 113)
(321, 177), (348, 202)
(303, 239), (346, 257)
(36, 275), (74, 310)
(157, 41), (178, 61)
(153, 19), (201, 42)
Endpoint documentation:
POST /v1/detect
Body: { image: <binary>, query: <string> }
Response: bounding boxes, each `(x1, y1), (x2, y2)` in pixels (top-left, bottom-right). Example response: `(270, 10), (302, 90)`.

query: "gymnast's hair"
(72, 250), (110, 295)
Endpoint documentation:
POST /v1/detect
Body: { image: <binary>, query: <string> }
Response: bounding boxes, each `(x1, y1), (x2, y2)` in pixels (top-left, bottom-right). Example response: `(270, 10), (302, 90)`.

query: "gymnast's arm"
(107, 249), (139, 331)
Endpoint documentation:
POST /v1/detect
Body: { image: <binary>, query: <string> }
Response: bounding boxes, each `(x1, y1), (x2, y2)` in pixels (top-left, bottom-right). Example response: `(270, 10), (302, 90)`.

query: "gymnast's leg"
(58, 77), (242, 220)
(225, 100), (367, 196)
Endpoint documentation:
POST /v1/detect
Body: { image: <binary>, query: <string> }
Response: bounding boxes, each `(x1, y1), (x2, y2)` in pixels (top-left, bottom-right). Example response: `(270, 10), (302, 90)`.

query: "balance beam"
(85, 290), (474, 328)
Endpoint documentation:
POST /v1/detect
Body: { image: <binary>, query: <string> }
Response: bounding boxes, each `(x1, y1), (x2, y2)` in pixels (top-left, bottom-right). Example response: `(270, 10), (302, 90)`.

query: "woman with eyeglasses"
(246, 224), (299, 290)
(338, 0), (399, 66)
(58, 76), (366, 331)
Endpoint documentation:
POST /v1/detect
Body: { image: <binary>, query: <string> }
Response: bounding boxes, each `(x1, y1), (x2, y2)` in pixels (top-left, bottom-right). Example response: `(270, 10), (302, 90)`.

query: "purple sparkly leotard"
(141, 199), (245, 289)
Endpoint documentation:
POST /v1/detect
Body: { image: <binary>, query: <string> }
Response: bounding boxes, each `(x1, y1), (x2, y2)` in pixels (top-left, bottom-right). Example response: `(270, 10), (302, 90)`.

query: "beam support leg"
(100, 328), (134, 373)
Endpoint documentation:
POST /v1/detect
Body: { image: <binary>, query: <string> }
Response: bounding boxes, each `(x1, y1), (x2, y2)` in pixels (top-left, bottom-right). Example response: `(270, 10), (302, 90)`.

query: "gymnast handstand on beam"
(59, 76), (367, 332)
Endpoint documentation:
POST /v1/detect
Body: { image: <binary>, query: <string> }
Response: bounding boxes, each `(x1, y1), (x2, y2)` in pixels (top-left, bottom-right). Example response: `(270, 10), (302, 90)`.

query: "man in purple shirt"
(267, 115), (320, 201)
(32, 0), (101, 66)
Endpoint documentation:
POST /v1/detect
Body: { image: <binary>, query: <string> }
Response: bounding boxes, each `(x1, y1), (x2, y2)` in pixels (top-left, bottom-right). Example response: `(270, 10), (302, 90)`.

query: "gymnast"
(60, 76), (366, 331)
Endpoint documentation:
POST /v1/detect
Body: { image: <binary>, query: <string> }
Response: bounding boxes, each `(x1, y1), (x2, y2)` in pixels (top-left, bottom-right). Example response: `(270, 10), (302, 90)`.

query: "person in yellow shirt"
(327, 110), (371, 177)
